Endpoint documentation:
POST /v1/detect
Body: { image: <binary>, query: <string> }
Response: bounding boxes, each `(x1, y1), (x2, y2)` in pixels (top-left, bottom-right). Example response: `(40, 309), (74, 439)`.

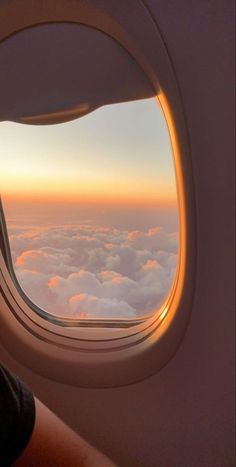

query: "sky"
(0, 97), (179, 320)
(0, 97), (176, 205)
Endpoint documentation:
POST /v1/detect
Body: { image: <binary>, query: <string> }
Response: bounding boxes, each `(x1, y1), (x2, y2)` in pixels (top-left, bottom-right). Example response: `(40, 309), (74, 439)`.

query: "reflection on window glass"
(0, 98), (178, 320)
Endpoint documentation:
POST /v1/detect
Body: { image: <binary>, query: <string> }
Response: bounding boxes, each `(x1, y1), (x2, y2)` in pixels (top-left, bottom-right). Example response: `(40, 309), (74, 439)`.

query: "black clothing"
(0, 365), (35, 466)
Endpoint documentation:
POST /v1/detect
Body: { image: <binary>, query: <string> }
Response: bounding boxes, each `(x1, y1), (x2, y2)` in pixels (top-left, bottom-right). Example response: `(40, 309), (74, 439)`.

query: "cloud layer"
(8, 223), (178, 319)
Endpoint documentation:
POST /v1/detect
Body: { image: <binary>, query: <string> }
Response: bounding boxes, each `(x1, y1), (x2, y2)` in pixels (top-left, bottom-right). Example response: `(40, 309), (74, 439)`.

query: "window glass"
(0, 98), (178, 321)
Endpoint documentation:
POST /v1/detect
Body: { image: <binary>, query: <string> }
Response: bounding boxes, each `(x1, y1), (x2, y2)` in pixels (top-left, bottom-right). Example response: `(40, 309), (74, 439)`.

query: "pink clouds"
(69, 293), (135, 318)
(8, 222), (178, 319)
(142, 259), (159, 270)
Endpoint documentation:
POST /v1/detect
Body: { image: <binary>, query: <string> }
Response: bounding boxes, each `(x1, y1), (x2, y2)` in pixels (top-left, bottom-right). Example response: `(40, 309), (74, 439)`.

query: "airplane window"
(0, 97), (179, 323)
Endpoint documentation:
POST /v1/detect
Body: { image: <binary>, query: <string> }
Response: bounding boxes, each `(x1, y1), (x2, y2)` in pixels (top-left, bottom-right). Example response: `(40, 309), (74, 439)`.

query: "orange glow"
(142, 259), (158, 270)
(48, 276), (59, 289)
(2, 190), (177, 208)
(1, 96), (178, 209)
(156, 92), (187, 324)
(15, 256), (24, 266)
(69, 294), (87, 303)
(111, 276), (123, 285)
(1, 96), (178, 211)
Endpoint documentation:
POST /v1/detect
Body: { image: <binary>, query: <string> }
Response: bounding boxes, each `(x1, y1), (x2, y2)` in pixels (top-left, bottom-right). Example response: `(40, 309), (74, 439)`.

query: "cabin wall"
(0, 1), (234, 466)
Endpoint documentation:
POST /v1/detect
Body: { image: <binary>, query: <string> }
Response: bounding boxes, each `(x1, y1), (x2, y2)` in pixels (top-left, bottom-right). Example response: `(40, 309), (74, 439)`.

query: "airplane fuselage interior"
(0, 1), (234, 466)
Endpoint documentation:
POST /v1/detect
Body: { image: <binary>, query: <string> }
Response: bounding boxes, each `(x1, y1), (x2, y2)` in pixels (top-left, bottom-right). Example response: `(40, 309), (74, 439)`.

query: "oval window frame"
(0, 0), (196, 387)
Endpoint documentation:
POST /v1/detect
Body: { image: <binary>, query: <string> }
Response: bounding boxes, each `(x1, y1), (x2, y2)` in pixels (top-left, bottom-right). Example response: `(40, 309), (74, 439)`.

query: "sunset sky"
(0, 96), (179, 319)
(0, 97), (176, 206)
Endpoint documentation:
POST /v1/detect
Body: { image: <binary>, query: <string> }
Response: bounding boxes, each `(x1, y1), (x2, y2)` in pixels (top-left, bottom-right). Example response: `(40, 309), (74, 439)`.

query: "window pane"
(0, 98), (179, 321)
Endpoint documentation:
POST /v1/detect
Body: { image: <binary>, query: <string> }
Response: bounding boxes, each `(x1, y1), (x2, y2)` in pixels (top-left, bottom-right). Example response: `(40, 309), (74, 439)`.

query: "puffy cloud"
(142, 259), (159, 270)
(8, 222), (178, 319)
(15, 268), (56, 312)
(127, 226), (177, 253)
(48, 270), (102, 302)
(16, 247), (77, 276)
(68, 293), (136, 318)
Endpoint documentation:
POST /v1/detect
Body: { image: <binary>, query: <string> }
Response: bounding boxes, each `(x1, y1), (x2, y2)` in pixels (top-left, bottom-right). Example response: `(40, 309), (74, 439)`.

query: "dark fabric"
(0, 364), (35, 466)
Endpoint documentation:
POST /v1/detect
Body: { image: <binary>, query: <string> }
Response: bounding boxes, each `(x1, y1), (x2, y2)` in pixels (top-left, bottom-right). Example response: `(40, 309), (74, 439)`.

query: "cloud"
(9, 222), (178, 319)
(142, 259), (159, 270)
(68, 293), (136, 318)
(16, 247), (78, 276)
